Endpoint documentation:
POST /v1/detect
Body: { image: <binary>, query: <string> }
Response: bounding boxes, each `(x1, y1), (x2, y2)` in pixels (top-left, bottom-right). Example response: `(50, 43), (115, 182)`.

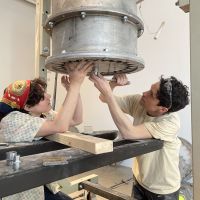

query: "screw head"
(122, 16), (128, 23)
(62, 50), (67, 54)
(81, 12), (86, 19)
(79, 184), (83, 190)
(49, 21), (54, 28)
(43, 47), (49, 53)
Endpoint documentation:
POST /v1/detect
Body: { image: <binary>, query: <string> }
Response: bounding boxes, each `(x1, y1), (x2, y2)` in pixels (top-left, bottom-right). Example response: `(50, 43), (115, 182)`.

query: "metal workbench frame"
(0, 137), (163, 197)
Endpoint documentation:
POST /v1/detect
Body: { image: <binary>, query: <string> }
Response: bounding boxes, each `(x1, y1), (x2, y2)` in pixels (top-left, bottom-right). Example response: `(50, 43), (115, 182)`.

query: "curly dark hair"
(157, 76), (189, 113)
(25, 78), (47, 107)
(0, 78), (47, 120)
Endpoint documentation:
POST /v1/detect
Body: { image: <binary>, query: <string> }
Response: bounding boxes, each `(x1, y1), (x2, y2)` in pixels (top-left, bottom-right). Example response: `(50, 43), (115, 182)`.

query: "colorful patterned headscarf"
(0, 80), (31, 114)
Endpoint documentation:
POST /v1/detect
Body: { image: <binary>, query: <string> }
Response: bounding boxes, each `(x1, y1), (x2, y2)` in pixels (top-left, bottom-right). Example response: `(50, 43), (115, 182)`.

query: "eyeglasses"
(164, 78), (172, 109)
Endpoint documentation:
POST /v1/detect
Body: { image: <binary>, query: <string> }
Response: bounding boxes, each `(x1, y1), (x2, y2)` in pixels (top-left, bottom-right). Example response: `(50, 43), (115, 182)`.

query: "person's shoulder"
(3, 111), (21, 119)
(2, 111), (31, 122)
(8, 111), (29, 117)
(117, 94), (141, 101)
(134, 94), (142, 101)
(127, 94), (142, 105)
(166, 112), (180, 121)
(158, 112), (180, 127)
(123, 94), (141, 98)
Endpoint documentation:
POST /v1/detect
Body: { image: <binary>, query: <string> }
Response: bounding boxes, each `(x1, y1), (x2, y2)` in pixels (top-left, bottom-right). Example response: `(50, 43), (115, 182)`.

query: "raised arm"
(61, 75), (83, 127)
(89, 74), (152, 139)
(99, 74), (129, 102)
(37, 61), (93, 137)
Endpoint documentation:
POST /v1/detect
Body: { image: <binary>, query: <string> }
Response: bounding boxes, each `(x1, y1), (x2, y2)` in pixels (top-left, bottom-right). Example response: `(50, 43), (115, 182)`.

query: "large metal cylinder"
(45, 0), (144, 76)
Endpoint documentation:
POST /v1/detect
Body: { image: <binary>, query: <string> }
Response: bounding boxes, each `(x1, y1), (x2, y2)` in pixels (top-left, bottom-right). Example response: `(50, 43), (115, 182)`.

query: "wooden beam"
(45, 132), (113, 154)
(190, 0), (200, 199)
(58, 174), (98, 195)
(35, 0), (50, 80)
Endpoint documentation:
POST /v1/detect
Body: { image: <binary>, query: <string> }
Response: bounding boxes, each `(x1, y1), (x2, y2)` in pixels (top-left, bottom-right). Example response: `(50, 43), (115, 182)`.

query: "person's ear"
(24, 105), (30, 112)
(159, 106), (168, 114)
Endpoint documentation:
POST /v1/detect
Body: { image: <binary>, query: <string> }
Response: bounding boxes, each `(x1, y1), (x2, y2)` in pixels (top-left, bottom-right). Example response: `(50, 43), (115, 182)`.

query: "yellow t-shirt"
(115, 94), (181, 194)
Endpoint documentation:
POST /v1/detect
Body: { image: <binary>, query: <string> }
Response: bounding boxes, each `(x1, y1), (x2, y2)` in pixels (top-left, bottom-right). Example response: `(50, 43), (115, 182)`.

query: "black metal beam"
(0, 140), (66, 160)
(0, 139), (163, 197)
(80, 180), (132, 200)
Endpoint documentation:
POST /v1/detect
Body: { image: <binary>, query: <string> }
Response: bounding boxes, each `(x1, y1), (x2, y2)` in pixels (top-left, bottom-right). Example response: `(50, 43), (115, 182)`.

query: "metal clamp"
(6, 151), (21, 169)
(6, 151), (17, 165)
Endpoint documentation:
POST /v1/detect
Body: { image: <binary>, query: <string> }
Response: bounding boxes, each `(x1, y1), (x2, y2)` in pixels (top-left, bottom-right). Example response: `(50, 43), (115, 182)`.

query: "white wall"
(0, 0), (35, 94)
(137, 0), (191, 142)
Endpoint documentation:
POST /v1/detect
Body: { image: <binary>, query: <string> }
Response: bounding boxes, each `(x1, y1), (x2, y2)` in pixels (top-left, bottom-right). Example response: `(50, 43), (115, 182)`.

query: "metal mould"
(45, 0), (144, 75)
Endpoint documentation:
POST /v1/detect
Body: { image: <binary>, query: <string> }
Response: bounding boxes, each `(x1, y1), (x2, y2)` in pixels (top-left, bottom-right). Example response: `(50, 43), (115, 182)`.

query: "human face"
(140, 82), (166, 116)
(26, 92), (52, 116)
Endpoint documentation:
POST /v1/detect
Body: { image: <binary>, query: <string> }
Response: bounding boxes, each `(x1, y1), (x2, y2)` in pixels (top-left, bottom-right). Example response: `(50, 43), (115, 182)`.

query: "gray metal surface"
(51, 0), (137, 15)
(45, 0), (144, 75)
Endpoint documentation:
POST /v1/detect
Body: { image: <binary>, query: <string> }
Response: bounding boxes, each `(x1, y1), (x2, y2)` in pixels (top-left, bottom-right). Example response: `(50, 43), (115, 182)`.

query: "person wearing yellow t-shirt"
(89, 73), (189, 200)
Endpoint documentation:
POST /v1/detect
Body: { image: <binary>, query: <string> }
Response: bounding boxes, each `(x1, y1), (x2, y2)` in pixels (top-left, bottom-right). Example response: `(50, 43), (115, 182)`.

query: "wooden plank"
(70, 174), (98, 186)
(35, 0), (50, 80)
(58, 174), (98, 195)
(45, 132), (113, 154)
(191, 0), (200, 199)
(0, 131), (117, 160)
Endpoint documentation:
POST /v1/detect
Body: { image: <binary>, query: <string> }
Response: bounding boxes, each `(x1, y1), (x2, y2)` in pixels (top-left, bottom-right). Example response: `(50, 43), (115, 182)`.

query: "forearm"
(105, 94), (148, 140)
(70, 94), (83, 126)
(99, 82), (116, 103)
(98, 82), (135, 138)
(90, 73), (151, 139)
(38, 61), (93, 136)
(54, 84), (80, 131)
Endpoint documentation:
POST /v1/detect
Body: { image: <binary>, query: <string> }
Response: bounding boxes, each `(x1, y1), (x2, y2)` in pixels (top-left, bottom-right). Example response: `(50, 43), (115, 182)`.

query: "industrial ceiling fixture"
(44, 0), (145, 76)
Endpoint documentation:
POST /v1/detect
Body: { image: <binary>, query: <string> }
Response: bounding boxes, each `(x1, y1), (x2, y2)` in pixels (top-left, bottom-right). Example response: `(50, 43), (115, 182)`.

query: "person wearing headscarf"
(0, 61), (93, 200)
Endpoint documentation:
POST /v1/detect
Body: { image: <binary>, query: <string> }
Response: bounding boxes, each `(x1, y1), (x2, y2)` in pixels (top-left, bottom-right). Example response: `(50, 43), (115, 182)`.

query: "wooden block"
(45, 132), (113, 154)
(70, 174), (98, 186)
(58, 174), (98, 196)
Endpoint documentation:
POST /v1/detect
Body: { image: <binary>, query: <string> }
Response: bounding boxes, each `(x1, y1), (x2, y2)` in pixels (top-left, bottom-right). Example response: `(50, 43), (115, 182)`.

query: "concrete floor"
(58, 164), (133, 199)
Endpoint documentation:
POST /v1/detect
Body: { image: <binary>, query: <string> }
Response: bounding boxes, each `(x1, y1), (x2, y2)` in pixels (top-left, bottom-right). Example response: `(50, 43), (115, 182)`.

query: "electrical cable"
(138, 3), (165, 40)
